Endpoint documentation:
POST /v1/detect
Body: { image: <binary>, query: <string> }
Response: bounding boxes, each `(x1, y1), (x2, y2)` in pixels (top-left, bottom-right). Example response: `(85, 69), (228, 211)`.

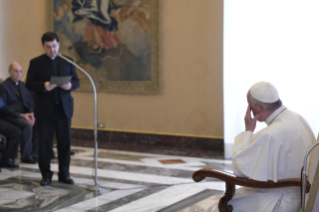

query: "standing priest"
(26, 32), (80, 186)
(207, 81), (316, 212)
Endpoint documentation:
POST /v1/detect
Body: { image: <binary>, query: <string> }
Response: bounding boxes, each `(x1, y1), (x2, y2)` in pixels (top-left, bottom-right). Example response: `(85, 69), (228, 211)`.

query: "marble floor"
(0, 146), (231, 212)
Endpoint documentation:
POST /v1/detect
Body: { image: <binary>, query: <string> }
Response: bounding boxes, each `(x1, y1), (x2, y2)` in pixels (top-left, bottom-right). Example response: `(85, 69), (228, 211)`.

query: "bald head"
(8, 62), (22, 83)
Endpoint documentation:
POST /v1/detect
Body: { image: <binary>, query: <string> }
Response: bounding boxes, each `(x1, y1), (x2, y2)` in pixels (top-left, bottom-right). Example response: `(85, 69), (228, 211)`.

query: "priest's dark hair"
(248, 94), (282, 112)
(41, 32), (59, 45)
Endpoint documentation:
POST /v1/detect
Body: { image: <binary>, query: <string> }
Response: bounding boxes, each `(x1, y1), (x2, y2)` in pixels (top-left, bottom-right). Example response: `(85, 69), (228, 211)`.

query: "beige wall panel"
(0, 0), (223, 137)
(0, 0), (46, 80)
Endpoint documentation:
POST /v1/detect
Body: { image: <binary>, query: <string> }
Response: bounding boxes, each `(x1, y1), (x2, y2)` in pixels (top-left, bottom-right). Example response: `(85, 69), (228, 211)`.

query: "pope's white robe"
(207, 106), (316, 212)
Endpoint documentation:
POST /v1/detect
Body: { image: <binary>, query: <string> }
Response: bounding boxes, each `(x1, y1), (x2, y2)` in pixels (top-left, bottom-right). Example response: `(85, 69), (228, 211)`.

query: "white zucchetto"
(250, 81), (279, 103)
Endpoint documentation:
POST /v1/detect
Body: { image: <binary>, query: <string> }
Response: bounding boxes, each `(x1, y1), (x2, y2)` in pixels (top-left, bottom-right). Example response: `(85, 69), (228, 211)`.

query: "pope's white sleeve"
(232, 131), (253, 177)
(232, 131), (253, 155)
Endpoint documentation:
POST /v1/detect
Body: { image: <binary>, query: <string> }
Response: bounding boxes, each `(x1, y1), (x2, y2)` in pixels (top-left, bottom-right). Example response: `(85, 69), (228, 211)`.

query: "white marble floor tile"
(21, 163), (196, 185)
(53, 207), (85, 212)
(55, 188), (144, 212)
(0, 175), (12, 180)
(99, 181), (144, 189)
(91, 148), (230, 164)
(1, 169), (22, 176)
(97, 188), (144, 201)
(20, 172), (42, 179)
(108, 183), (209, 212)
(0, 190), (34, 200)
(68, 199), (101, 210)
(72, 155), (232, 173)
(68, 156), (204, 172)
(70, 147), (231, 172)
(0, 200), (12, 205)
(69, 177), (93, 185)
(191, 181), (225, 190)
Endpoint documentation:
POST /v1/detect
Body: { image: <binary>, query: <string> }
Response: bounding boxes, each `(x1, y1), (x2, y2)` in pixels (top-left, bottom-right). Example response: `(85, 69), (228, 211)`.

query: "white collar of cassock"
(265, 105), (287, 126)
(10, 78), (19, 86)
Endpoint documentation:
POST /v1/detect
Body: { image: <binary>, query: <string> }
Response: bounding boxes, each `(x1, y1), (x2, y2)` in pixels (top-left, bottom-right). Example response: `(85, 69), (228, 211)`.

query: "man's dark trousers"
(2, 116), (32, 161)
(0, 119), (20, 159)
(37, 103), (71, 179)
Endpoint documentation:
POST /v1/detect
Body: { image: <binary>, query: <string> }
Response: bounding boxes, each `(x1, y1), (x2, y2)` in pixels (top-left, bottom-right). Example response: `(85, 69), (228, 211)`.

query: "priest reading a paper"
(207, 82), (316, 212)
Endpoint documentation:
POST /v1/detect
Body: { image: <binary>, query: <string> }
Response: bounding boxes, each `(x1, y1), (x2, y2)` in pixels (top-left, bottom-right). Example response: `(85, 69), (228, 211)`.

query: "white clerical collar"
(265, 106), (287, 125)
(51, 57), (56, 60)
(10, 78), (19, 86)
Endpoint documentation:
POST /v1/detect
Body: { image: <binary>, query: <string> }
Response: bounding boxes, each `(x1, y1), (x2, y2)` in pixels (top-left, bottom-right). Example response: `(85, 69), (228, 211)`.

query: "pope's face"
(247, 92), (262, 120)
(9, 62), (22, 83)
(249, 103), (259, 117)
(43, 39), (60, 58)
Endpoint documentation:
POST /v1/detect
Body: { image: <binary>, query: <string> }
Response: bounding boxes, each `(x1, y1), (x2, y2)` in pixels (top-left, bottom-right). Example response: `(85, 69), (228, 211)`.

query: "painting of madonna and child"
(52, 0), (160, 94)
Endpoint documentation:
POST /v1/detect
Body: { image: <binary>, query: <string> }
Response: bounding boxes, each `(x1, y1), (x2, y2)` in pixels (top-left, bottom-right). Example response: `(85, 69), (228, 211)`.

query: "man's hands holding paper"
(44, 81), (71, 91)
(20, 113), (35, 126)
(60, 82), (71, 90)
(45, 82), (57, 91)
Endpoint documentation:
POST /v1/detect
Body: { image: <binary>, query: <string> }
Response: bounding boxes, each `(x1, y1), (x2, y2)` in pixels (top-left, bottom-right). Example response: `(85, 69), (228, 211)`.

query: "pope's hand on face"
(44, 82), (57, 91)
(244, 105), (259, 132)
(60, 82), (71, 90)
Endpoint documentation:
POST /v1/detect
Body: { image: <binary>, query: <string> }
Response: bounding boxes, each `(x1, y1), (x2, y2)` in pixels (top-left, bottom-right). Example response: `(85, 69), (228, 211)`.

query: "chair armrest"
(192, 168), (310, 212)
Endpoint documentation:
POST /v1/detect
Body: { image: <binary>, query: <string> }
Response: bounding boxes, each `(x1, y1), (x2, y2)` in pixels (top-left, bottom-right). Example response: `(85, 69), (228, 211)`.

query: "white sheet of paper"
(49, 76), (72, 86)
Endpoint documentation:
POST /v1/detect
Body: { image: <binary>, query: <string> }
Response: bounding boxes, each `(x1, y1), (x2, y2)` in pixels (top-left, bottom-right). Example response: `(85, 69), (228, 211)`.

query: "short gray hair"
(8, 61), (17, 71)
(248, 93), (282, 111)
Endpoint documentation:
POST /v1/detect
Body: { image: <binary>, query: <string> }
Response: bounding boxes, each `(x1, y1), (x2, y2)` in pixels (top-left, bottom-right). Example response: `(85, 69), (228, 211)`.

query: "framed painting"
(47, 0), (160, 94)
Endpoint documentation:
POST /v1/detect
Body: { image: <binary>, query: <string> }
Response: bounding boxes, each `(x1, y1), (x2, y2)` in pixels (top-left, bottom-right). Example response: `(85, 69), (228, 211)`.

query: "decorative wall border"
(70, 128), (224, 158)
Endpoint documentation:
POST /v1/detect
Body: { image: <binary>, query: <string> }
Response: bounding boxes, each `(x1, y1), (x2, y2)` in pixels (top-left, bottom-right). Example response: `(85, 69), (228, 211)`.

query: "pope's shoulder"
(262, 108), (307, 135)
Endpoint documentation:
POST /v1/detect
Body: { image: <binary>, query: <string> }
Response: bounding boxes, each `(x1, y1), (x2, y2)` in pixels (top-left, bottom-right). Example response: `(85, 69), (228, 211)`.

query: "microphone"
(57, 53), (105, 193)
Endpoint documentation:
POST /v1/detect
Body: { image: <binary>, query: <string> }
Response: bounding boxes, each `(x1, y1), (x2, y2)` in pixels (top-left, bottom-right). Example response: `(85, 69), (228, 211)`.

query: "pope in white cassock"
(207, 82), (316, 212)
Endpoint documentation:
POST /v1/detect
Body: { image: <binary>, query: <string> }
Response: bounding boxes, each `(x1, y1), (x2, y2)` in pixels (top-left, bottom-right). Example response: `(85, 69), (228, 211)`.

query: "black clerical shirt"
(51, 57), (61, 104)
(10, 79), (27, 113)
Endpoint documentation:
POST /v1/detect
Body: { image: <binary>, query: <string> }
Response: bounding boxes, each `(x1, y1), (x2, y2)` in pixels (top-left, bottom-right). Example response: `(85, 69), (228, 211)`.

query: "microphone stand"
(58, 53), (105, 193)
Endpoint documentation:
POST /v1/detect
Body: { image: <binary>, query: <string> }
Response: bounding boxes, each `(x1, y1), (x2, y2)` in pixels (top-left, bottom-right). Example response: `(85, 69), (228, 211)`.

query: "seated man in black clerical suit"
(0, 62), (38, 165)
(0, 97), (20, 169)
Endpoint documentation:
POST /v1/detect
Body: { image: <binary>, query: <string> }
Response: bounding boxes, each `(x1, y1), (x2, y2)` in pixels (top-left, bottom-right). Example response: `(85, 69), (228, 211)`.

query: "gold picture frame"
(47, 0), (160, 94)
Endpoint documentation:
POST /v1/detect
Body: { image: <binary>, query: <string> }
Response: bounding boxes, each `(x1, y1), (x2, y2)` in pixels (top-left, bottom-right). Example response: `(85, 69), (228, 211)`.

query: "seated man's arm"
(0, 85), (20, 118)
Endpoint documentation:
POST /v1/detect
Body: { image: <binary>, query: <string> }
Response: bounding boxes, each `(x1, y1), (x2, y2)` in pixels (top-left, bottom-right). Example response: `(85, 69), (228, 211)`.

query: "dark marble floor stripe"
(19, 167), (169, 187)
(86, 186), (169, 212)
